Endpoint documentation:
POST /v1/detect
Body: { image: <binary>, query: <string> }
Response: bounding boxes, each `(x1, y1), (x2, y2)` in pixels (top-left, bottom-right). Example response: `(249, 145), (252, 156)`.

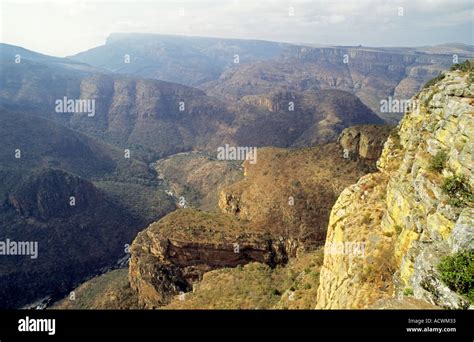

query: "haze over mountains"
(71, 33), (474, 123)
(0, 33), (472, 309)
(1, 39), (383, 161)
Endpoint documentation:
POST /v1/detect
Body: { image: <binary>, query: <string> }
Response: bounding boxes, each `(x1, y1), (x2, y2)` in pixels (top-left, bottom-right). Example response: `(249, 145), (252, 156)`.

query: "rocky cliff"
(204, 45), (472, 123)
(316, 66), (473, 309)
(338, 125), (392, 162)
(128, 209), (289, 308)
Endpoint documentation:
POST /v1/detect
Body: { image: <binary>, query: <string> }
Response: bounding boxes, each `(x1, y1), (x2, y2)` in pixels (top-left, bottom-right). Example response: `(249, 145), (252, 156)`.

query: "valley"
(0, 34), (472, 311)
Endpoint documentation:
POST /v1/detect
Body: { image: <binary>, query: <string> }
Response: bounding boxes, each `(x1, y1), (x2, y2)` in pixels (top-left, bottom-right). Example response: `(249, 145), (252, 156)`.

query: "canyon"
(0, 36), (472, 310)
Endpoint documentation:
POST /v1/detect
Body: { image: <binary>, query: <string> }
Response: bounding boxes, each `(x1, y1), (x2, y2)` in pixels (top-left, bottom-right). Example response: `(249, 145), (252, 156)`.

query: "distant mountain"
(1, 43), (382, 160)
(204, 44), (473, 123)
(69, 34), (474, 123)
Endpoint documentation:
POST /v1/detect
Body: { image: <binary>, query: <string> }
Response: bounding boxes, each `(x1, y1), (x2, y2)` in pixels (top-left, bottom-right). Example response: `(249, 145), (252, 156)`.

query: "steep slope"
(66, 34), (474, 124)
(129, 209), (290, 308)
(50, 269), (139, 310)
(0, 168), (141, 308)
(48, 124), (391, 310)
(237, 89), (384, 146)
(126, 126), (390, 308)
(50, 248), (324, 310)
(0, 110), (175, 308)
(316, 65), (473, 309)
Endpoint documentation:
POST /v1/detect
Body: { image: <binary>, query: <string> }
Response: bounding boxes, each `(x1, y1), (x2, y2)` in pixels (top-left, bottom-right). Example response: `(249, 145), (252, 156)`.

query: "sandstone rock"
(448, 208), (474, 253)
(129, 209), (289, 308)
(317, 69), (473, 309)
(338, 125), (392, 161)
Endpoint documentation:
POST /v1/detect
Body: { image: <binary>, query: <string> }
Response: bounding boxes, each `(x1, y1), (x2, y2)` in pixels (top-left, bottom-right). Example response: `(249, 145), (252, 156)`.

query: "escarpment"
(317, 66), (474, 309)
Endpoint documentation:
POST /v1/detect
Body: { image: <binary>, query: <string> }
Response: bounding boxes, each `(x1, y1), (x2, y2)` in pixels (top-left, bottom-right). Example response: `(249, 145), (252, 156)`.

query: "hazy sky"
(1, 0), (473, 57)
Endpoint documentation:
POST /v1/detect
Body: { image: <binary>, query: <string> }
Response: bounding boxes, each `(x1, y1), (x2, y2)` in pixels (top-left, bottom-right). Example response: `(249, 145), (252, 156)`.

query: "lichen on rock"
(317, 68), (474, 309)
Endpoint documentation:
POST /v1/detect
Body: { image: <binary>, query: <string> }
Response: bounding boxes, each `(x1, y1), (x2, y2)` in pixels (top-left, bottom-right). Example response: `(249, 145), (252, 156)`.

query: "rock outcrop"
(128, 209), (288, 308)
(317, 67), (473, 309)
(338, 125), (392, 162)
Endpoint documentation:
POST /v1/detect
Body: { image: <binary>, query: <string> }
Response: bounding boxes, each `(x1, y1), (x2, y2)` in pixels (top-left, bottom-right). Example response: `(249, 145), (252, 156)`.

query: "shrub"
(424, 92), (435, 108)
(394, 225), (403, 235)
(450, 60), (473, 72)
(271, 288), (281, 296)
(468, 72), (474, 85)
(362, 212), (372, 225)
(403, 288), (414, 296)
(438, 250), (474, 303)
(429, 150), (448, 172)
(441, 175), (474, 207)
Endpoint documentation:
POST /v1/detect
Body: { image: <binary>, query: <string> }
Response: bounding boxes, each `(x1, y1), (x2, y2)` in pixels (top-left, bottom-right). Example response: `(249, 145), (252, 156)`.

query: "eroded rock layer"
(317, 68), (473, 309)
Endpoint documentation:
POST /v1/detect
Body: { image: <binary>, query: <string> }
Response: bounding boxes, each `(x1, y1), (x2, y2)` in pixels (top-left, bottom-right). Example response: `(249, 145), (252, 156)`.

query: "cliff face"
(128, 209), (288, 308)
(317, 68), (473, 309)
(218, 144), (376, 251)
(338, 125), (392, 162)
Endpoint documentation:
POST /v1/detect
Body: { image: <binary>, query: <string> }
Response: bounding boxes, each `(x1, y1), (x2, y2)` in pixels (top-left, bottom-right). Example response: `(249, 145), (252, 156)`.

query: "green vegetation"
(438, 250), (474, 303)
(441, 175), (474, 207)
(362, 212), (372, 225)
(423, 73), (445, 89)
(450, 59), (473, 72)
(450, 60), (473, 85)
(403, 288), (414, 296)
(424, 92), (435, 108)
(429, 150), (448, 172)
(394, 225), (403, 235)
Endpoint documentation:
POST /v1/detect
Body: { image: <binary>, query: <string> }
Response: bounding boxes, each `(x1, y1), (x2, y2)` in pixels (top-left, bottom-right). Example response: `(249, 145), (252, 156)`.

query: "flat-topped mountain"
(71, 33), (289, 86)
